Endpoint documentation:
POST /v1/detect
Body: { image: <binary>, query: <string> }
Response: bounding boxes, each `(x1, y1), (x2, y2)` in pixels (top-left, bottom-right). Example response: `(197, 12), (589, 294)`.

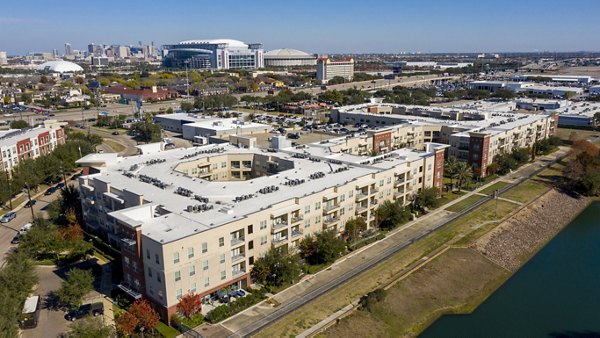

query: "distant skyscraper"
(52, 49), (59, 58)
(0, 51), (7, 65)
(64, 43), (73, 56)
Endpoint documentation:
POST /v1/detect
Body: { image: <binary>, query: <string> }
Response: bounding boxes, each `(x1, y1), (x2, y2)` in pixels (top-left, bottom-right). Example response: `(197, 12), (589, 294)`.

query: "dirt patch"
(325, 248), (508, 338)
(473, 188), (590, 271)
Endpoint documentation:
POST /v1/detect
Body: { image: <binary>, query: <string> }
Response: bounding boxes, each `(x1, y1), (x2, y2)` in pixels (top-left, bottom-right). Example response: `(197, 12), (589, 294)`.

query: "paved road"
(0, 185), (64, 265)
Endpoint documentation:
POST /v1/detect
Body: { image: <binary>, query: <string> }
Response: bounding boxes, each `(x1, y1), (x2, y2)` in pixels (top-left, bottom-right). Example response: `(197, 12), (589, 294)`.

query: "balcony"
(323, 216), (340, 225)
(230, 236), (245, 247)
(120, 238), (137, 254)
(394, 178), (405, 186)
(355, 191), (369, 201)
(394, 191), (405, 199)
(272, 221), (288, 231)
(323, 203), (340, 213)
(356, 204), (368, 213)
(290, 215), (303, 224)
(273, 237), (288, 247)
(231, 253), (245, 263)
(370, 186), (379, 194)
(232, 269), (246, 277)
(291, 229), (303, 238)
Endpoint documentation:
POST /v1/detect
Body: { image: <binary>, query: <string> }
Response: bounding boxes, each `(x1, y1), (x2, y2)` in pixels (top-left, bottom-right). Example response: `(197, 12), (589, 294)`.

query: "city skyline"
(2, 0), (600, 55)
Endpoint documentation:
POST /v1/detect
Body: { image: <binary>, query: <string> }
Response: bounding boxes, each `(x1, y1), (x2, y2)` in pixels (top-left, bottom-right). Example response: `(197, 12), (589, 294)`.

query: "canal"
(421, 202), (600, 337)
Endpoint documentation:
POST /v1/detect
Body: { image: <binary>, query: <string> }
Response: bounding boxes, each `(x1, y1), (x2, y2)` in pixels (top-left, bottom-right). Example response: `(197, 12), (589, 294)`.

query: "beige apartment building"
(331, 102), (557, 176)
(77, 140), (447, 321)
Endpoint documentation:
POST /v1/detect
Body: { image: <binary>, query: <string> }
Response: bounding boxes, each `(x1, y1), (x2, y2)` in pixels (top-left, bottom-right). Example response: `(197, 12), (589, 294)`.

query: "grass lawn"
(155, 322), (181, 338)
(256, 199), (517, 338)
(103, 139), (126, 153)
(436, 191), (466, 208)
(444, 195), (487, 213)
(555, 128), (600, 143)
(479, 181), (511, 195)
(501, 179), (551, 204)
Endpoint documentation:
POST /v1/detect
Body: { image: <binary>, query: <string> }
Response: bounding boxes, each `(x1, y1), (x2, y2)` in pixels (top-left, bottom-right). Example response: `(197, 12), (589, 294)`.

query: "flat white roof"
(22, 295), (39, 314)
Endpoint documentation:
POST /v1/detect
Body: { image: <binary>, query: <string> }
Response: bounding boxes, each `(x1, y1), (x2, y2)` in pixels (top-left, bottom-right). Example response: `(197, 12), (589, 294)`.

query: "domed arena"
(36, 60), (84, 73)
(264, 48), (316, 67)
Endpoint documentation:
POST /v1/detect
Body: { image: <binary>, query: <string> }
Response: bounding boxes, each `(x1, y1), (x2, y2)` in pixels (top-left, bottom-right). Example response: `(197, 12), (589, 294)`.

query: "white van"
(19, 223), (33, 235)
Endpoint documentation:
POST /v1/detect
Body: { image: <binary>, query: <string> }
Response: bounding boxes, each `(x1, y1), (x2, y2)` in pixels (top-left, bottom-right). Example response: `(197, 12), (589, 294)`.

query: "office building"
(163, 39), (264, 70)
(76, 135), (447, 322)
(0, 51), (7, 65)
(0, 122), (66, 173)
(316, 57), (354, 84)
(64, 43), (73, 57)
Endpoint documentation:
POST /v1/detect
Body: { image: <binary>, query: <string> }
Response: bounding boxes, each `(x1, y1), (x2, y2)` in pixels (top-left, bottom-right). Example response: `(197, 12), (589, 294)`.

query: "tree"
(0, 250), (38, 337)
(374, 200), (412, 230)
(180, 102), (194, 112)
(299, 230), (346, 265)
(166, 107), (174, 114)
(454, 161), (473, 191)
(412, 187), (439, 211)
(177, 293), (202, 319)
(55, 268), (94, 307)
(115, 311), (138, 336)
(251, 248), (303, 287)
(19, 218), (65, 261)
(344, 217), (367, 242)
(68, 316), (114, 338)
(444, 156), (459, 186)
(9, 119), (29, 129)
(128, 299), (159, 332)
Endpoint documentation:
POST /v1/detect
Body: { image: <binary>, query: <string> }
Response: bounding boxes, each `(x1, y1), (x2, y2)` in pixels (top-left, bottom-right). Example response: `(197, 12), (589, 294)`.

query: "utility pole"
(24, 182), (34, 222)
(5, 170), (12, 210)
(185, 60), (190, 103)
(60, 165), (68, 187)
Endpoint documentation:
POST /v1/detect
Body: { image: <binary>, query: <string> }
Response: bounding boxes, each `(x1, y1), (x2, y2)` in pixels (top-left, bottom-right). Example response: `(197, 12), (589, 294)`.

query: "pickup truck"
(65, 302), (104, 321)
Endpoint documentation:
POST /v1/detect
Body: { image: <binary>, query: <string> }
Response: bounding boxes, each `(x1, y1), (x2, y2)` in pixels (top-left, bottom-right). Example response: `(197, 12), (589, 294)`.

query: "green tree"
(412, 187), (439, 211)
(444, 156), (459, 187)
(454, 161), (473, 191)
(19, 219), (65, 261)
(344, 217), (367, 242)
(299, 230), (346, 265)
(327, 76), (346, 85)
(0, 250), (38, 337)
(10, 119), (29, 129)
(54, 268), (94, 307)
(180, 102), (194, 112)
(251, 248), (303, 287)
(68, 316), (114, 338)
(374, 200), (412, 230)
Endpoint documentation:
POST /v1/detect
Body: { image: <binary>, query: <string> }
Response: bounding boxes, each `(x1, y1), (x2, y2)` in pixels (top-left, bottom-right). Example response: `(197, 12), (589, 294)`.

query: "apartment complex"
(0, 122), (66, 172)
(77, 139), (447, 321)
(330, 103), (557, 176)
(316, 57), (354, 84)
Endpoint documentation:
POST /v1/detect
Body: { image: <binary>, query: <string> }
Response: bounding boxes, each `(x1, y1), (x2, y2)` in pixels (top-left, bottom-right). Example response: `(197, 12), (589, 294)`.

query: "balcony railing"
(355, 191), (369, 200)
(323, 216), (340, 225)
(323, 203), (340, 213)
(291, 229), (303, 238)
(290, 215), (303, 224)
(231, 253), (245, 263)
(356, 204), (368, 213)
(232, 269), (246, 277)
(273, 237), (288, 247)
(370, 187), (379, 194)
(230, 236), (245, 247)
(272, 222), (288, 231)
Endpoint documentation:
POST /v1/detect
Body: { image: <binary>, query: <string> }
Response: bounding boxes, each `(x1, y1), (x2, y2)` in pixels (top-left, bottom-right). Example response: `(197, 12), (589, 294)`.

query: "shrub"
(359, 288), (387, 312)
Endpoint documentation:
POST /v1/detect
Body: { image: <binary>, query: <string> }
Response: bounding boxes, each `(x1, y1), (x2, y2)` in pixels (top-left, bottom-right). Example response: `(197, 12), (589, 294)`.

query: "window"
(176, 289), (182, 299)
(189, 265), (195, 276)
(249, 256), (254, 265)
(146, 249), (150, 260)
(220, 254), (225, 264)
(157, 273), (161, 282)
(204, 277), (210, 287)
(304, 205), (311, 214)
(202, 242), (207, 253)
(379, 179), (384, 187)
(247, 224), (253, 234)
(304, 219), (310, 228)
(221, 271), (226, 280)
(260, 220), (267, 230)
(315, 201), (321, 210)
(202, 260), (208, 271)
(175, 271), (181, 282)
(260, 235), (267, 245)
(348, 204), (353, 211)
(158, 290), (163, 300)
(188, 247), (194, 259)
(340, 208), (345, 216)
(155, 254), (160, 265)
(248, 240), (254, 250)
(190, 283), (197, 293)
(148, 267), (152, 277)
(428, 164), (432, 171)
(340, 194), (345, 202)
(173, 252), (180, 264)
(348, 190), (353, 198)
(221, 162), (227, 168)
(315, 215), (321, 223)
(387, 177), (392, 184)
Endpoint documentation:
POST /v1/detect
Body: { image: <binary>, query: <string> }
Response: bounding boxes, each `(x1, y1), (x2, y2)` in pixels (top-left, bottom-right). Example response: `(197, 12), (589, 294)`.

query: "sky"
(2, 0), (600, 55)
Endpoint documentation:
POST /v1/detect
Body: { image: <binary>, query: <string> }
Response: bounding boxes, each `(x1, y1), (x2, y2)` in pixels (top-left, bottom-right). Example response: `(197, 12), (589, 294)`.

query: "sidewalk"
(206, 147), (571, 337)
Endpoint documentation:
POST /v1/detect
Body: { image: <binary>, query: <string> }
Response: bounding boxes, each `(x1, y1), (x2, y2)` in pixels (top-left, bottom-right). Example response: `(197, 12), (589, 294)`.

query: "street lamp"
(5, 170), (12, 210)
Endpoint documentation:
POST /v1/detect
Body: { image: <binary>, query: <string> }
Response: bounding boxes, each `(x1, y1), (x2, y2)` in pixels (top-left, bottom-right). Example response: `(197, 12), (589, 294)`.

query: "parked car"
(111, 131), (119, 135)
(65, 302), (104, 321)
(11, 234), (21, 244)
(24, 200), (37, 208)
(19, 223), (33, 235)
(44, 187), (56, 195)
(287, 133), (300, 139)
(56, 183), (65, 189)
(0, 211), (16, 223)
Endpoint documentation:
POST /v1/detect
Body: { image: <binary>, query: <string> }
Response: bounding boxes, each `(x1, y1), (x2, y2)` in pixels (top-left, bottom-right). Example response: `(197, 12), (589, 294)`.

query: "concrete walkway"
(200, 147), (571, 337)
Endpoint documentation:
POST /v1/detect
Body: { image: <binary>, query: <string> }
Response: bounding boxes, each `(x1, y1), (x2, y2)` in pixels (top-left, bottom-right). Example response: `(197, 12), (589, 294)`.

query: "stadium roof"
(177, 39), (248, 48)
(264, 48), (314, 59)
(36, 60), (83, 73)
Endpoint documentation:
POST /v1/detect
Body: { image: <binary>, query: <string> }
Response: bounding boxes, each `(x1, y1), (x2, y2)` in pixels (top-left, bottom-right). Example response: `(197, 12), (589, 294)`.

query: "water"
(421, 202), (600, 338)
